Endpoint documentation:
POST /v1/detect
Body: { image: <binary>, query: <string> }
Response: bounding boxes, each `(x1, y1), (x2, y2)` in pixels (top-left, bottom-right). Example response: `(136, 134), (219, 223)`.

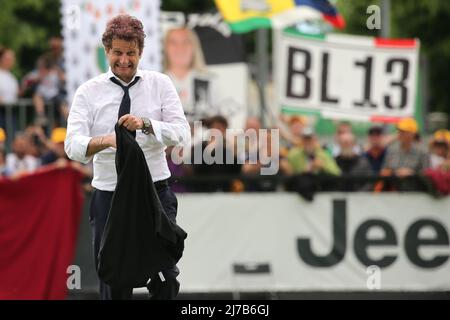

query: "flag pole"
(256, 28), (269, 127)
(381, 0), (391, 38)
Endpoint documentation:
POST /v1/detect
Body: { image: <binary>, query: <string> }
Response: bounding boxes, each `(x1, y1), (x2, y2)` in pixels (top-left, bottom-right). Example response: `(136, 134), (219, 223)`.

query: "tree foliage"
(0, 0), (61, 77)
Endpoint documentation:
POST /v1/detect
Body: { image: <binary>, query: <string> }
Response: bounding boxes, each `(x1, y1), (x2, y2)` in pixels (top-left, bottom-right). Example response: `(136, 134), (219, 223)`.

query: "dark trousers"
(89, 182), (180, 300)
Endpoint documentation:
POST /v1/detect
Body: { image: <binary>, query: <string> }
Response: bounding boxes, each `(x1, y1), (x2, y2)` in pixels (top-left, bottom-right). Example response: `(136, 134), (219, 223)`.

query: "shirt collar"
(107, 68), (143, 86)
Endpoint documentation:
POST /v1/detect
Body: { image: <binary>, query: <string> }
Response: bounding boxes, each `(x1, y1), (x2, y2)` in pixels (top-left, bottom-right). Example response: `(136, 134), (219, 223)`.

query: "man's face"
(210, 121), (227, 136)
(1, 50), (15, 70)
(290, 122), (304, 137)
(368, 132), (383, 148)
(106, 38), (141, 83)
(50, 37), (63, 54)
(12, 137), (28, 158)
(303, 135), (316, 153)
(398, 130), (415, 145)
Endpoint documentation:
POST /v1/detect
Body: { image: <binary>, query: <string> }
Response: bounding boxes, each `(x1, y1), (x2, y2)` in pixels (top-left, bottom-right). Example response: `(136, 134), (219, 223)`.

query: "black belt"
(154, 178), (169, 193)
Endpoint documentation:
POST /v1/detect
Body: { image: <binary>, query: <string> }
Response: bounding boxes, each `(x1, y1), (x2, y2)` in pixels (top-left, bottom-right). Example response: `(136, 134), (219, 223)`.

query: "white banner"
(163, 193), (450, 292)
(61, 0), (161, 103)
(275, 29), (420, 121)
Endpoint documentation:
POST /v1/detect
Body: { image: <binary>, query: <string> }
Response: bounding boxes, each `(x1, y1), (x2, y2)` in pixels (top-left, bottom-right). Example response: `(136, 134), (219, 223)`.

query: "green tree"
(0, 0), (61, 78)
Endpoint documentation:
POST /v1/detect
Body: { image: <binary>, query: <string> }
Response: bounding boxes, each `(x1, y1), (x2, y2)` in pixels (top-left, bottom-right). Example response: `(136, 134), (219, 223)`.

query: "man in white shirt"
(64, 14), (190, 300)
(5, 133), (40, 176)
(0, 47), (19, 105)
(0, 47), (19, 132)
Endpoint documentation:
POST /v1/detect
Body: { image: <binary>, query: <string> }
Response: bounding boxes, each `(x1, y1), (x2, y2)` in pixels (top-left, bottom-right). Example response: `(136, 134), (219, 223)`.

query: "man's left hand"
(118, 115), (143, 131)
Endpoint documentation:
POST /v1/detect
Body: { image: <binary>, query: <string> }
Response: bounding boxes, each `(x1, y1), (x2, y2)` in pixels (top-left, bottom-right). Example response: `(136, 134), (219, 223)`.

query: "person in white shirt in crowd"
(64, 14), (190, 300)
(0, 47), (19, 132)
(0, 47), (19, 105)
(21, 54), (65, 126)
(5, 133), (40, 177)
(329, 121), (362, 157)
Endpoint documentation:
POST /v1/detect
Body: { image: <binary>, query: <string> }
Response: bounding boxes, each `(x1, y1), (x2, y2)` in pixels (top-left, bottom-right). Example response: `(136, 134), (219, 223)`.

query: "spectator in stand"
(5, 133), (40, 177)
(285, 115), (306, 148)
(188, 115), (241, 192)
(47, 36), (68, 122)
(21, 54), (66, 127)
(335, 132), (371, 175)
(334, 131), (372, 191)
(364, 125), (387, 174)
(23, 125), (50, 158)
(41, 127), (69, 165)
(424, 130), (450, 196)
(429, 129), (450, 170)
(0, 47), (18, 105)
(381, 118), (429, 177)
(48, 36), (65, 71)
(282, 127), (340, 176)
(328, 121), (362, 157)
(281, 127), (340, 200)
(0, 47), (19, 131)
(241, 128), (279, 192)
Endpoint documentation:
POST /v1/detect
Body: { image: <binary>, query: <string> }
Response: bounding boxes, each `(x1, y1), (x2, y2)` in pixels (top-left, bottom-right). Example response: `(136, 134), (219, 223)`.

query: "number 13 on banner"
(276, 29), (420, 120)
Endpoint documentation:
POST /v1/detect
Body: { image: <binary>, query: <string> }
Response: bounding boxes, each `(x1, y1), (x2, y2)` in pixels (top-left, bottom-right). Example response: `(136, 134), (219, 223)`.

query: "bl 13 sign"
(278, 32), (419, 118)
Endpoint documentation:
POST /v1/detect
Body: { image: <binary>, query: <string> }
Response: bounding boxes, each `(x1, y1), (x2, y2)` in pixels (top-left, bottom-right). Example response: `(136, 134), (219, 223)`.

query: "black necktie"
(110, 76), (141, 119)
(110, 76), (140, 138)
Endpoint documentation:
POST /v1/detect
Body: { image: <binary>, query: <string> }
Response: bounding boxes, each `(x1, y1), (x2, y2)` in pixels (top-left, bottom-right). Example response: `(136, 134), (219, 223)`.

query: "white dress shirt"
(65, 68), (191, 191)
(0, 69), (19, 104)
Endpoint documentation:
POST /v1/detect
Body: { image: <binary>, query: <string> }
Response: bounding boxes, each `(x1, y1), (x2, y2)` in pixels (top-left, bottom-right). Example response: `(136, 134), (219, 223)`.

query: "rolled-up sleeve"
(64, 85), (94, 164)
(146, 74), (191, 148)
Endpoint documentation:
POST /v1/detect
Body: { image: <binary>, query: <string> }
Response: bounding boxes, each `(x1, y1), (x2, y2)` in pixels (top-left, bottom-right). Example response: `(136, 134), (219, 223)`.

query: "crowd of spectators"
(0, 37), (67, 131)
(161, 113), (450, 196)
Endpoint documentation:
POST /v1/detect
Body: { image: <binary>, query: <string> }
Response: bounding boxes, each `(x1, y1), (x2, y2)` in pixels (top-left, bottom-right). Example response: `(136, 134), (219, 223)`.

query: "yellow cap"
(289, 115), (307, 126)
(397, 118), (418, 134)
(51, 127), (67, 143)
(433, 129), (450, 144)
(0, 128), (5, 142)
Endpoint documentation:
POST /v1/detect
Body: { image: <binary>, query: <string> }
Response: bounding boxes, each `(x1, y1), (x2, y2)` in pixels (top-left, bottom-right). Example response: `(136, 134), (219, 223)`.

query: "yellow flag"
(215, 0), (296, 23)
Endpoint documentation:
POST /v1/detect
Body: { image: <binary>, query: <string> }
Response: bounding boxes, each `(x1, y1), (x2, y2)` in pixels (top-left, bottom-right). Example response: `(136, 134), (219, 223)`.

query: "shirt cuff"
(73, 135), (93, 164)
(149, 119), (163, 144)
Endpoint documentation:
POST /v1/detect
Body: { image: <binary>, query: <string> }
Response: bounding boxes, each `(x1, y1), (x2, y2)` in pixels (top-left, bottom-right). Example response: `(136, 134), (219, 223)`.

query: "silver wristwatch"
(141, 117), (152, 135)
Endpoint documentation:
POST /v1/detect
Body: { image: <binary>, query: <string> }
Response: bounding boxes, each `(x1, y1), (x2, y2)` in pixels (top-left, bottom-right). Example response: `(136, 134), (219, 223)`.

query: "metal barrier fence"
(168, 174), (436, 195)
(0, 99), (66, 150)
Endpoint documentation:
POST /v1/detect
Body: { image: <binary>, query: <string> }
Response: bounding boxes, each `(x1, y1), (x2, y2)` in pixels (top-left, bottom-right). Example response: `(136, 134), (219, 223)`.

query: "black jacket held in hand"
(98, 124), (187, 288)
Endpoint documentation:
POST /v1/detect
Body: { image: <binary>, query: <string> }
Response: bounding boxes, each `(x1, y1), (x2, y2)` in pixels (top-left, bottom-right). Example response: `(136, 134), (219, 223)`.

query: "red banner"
(0, 166), (84, 299)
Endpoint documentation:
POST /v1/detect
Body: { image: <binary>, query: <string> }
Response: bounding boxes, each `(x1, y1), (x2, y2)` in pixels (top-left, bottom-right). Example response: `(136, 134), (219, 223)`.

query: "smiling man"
(64, 14), (190, 300)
